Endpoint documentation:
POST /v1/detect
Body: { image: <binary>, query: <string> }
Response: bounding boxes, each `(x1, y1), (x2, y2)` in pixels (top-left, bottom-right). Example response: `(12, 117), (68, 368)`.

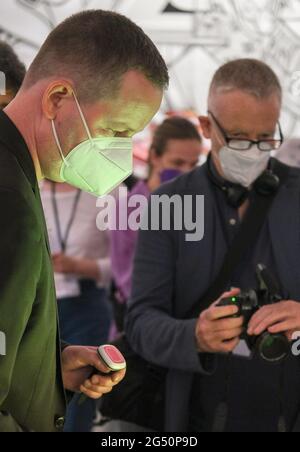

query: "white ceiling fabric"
(1, 0), (300, 136)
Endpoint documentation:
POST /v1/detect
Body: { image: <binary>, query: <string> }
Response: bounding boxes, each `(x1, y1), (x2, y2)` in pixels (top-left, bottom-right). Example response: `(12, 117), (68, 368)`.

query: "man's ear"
(42, 81), (74, 120)
(199, 115), (212, 140)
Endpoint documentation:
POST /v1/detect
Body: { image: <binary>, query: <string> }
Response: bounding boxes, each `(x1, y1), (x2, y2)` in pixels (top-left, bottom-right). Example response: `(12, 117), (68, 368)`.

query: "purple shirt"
(110, 180), (150, 301)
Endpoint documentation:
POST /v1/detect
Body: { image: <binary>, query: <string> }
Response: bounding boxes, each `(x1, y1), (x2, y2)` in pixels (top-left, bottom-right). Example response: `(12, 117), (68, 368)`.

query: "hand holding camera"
(216, 264), (291, 363)
(248, 300), (300, 343)
(196, 265), (295, 362)
(195, 288), (244, 354)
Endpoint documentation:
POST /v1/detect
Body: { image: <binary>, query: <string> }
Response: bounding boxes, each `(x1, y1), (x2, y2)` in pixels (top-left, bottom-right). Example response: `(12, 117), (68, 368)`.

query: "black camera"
(217, 264), (290, 363)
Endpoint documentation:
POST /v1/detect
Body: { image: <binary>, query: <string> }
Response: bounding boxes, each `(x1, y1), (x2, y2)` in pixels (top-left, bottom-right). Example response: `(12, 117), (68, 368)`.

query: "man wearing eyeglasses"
(126, 59), (300, 432)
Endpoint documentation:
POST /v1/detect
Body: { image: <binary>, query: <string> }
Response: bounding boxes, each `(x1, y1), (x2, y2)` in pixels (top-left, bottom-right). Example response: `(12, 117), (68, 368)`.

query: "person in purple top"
(110, 116), (204, 332)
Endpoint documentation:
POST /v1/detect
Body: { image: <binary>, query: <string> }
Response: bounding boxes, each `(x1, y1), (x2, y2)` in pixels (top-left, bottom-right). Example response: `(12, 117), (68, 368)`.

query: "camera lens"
(256, 332), (290, 363)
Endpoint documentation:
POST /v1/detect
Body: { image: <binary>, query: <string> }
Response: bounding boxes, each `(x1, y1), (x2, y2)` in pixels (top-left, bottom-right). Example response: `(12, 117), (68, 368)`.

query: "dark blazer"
(0, 111), (66, 432)
(126, 159), (300, 432)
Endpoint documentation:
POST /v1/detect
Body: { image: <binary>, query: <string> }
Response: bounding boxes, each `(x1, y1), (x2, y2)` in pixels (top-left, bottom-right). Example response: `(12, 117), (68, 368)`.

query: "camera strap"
(186, 159), (290, 319)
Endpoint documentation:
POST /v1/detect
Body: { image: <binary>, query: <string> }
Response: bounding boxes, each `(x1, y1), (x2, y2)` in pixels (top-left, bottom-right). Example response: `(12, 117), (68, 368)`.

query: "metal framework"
(1, 0), (300, 134)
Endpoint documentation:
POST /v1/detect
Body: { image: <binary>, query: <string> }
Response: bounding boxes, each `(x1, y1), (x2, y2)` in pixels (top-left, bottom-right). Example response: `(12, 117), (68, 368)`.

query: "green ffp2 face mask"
(51, 93), (133, 197)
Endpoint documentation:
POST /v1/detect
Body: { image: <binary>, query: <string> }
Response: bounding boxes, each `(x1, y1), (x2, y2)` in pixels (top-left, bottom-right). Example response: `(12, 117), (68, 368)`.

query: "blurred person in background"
(0, 41), (26, 109)
(110, 117), (204, 334)
(41, 181), (112, 432)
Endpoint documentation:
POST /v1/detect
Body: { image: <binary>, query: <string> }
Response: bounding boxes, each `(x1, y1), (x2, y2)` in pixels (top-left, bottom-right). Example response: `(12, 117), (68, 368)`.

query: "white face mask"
(51, 93), (133, 197)
(219, 145), (271, 187)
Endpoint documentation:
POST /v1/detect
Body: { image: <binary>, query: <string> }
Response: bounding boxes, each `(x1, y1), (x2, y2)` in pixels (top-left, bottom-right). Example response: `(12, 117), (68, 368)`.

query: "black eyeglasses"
(208, 111), (284, 152)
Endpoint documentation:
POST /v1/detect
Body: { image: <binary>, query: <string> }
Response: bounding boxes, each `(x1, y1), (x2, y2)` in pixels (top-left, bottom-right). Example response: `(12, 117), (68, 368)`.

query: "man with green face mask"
(0, 10), (168, 432)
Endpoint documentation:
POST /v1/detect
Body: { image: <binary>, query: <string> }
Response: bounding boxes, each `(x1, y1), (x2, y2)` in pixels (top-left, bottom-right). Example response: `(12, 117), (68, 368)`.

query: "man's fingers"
(211, 288), (240, 306)
(79, 371), (126, 400)
(249, 301), (300, 336)
(248, 302), (295, 334)
(248, 312), (289, 336)
(216, 327), (243, 342)
(83, 383), (113, 395)
(80, 349), (126, 386)
(207, 305), (239, 321)
(202, 331), (241, 353)
(247, 312), (274, 335)
(81, 377), (114, 394)
(212, 317), (244, 332)
(248, 306), (275, 331)
(90, 374), (113, 386)
(219, 288), (241, 301)
(111, 369), (126, 384)
(80, 385), (112, 400)
(88, 369), (126, 388)
(203, 289), (241, 321)
(87, 349), (111, 374)
(86, 346), (98, 352)
(197, 288), (242, 354)
(219, 338), (240, 354)
(268, 320), (299, 335)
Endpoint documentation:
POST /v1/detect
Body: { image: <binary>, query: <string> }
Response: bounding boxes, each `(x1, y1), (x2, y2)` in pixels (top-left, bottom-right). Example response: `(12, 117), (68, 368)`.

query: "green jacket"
(0, 111), (66, 432)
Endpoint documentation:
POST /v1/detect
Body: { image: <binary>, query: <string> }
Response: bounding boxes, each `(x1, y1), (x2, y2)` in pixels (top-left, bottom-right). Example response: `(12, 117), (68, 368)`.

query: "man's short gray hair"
(209, 59), (282, 103)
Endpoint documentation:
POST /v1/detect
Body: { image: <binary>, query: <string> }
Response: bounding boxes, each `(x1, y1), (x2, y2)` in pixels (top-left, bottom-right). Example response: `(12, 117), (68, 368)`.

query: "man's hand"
(247, 300), (300, 341)
(195, 289), (243, 354)
(52, 253), (100, 280)
(61, 346), (126, 399)
(52, 253), (77, 274)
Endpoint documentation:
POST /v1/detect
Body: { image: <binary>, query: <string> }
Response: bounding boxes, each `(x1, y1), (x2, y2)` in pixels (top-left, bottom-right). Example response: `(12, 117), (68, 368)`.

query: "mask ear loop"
(72, 91), (133, 175)
(51, 90), (93, 168)
(73, 91), (132, 172)
(51, 118), (95, 192)
(72, 91), (94, 143)
(51, 120), (70, 168)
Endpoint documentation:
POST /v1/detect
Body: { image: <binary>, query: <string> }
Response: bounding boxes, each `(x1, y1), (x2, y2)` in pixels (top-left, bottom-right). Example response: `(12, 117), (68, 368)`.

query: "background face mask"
(160, 168), (183, 184)
(51, 93), (133, 197)
(219, 145), (271, 187)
